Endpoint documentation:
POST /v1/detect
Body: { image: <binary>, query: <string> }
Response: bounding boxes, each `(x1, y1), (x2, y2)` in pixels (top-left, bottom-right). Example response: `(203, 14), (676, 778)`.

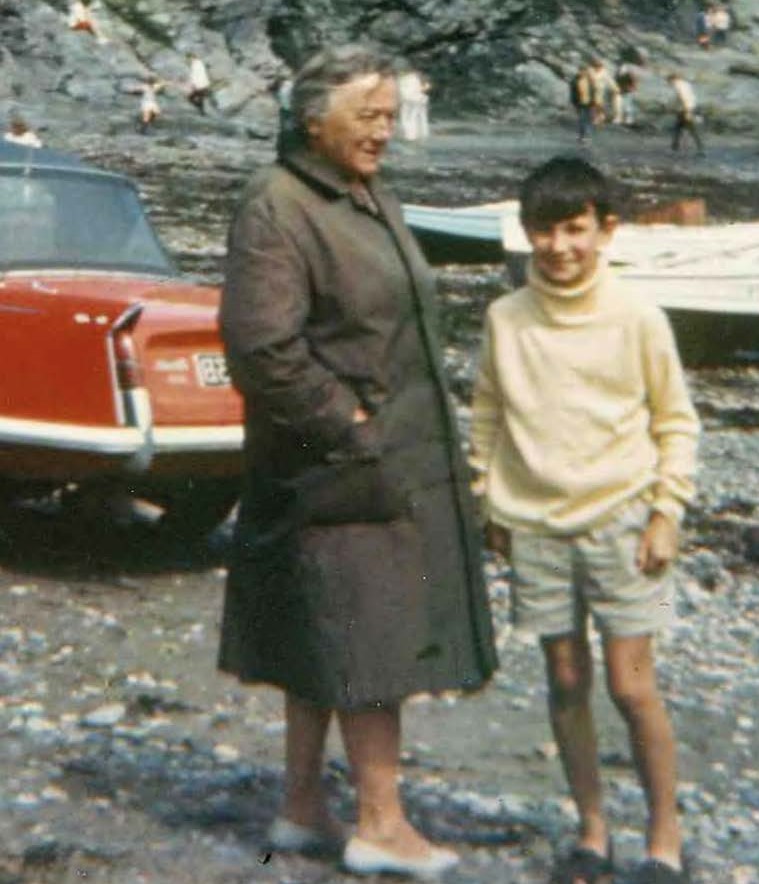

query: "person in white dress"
(397, 70), (430, 141)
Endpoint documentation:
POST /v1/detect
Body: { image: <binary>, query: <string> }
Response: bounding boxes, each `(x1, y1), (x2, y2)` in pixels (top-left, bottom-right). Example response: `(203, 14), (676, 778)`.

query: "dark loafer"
(632, 857), (691, 883)
(552, 839), (614, 883)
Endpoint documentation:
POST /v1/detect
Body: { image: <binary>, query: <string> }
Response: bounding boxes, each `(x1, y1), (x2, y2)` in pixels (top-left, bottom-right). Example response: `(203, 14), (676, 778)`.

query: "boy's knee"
(606, 674), (657, 717)
(547, 664), (593, 708)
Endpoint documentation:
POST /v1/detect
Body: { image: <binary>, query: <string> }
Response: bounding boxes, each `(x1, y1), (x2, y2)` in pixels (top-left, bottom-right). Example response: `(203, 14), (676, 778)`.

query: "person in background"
(4, 115), (42, 148)
(67, 0), (108, 44)
(588, 57), (622, 125)
(615, 60), (639, 126)
(471, 156), (698, 884)
(418, 73), (431, 139)
(218, 43), (496, 880)
(271, 73), (295, 152)
(137, 76), (164, 135)
(668, 73), (705, 156)
(569, 63), (594, 144)
(397, 68), (430, 141)
(695, 4), (712, 49)
(711, 3), (731, 46)
(186, 52), (211, 114)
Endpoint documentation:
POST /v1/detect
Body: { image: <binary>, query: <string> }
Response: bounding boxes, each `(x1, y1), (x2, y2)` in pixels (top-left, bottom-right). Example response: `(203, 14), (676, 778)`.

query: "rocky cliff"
(1, 1), (758, 142)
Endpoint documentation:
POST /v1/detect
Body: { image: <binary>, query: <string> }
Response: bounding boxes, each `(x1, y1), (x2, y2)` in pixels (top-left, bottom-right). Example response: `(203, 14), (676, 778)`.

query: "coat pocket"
(292, 458), (410, 525)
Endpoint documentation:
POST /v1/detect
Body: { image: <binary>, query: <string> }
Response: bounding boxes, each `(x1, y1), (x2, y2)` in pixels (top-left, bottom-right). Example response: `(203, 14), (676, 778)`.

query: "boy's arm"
(469, 310), (501, 483)
(470, 311), (513, 558)
(642, 309), (700, 527)
(636, 511), (678, 574)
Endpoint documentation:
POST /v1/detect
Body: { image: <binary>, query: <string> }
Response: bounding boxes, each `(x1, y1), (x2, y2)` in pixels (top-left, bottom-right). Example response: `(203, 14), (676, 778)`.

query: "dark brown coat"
(217, 148), (497, 709)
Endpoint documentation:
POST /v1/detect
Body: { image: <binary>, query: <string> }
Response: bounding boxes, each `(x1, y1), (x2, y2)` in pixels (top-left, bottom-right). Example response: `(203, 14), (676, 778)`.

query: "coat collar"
(280, 147), (354, 198)
(279, 147), (391, 215)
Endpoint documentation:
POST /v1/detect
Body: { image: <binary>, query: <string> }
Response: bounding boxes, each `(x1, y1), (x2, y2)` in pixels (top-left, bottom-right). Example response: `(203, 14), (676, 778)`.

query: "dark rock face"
(1, 1), (759, 139)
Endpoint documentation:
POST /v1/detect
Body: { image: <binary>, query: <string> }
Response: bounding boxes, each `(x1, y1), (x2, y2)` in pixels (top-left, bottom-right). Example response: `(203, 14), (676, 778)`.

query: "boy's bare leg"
(542, 634), (609, 858)
(603, 635), (682, 867)
(282, 693), (341, 835)
(338, 704), (440, 858)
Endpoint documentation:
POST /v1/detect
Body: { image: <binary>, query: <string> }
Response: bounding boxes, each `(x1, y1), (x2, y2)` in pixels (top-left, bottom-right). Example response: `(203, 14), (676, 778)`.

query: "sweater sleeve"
(641, 309), (700, 523)
(469, 308), (502, 480)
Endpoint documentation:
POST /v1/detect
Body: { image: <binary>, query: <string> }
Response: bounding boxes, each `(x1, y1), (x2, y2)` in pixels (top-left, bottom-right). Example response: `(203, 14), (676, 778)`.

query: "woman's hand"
(636, 511), (679, 574)
(352, 406), (369, 424)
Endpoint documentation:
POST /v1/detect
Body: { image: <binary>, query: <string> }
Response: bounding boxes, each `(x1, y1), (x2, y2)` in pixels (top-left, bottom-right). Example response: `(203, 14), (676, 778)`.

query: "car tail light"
(113, 330), (143, 389)
(112, 305), (144, 390)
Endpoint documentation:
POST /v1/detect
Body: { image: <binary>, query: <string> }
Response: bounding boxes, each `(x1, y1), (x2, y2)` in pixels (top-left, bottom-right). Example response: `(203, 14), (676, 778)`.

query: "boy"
(471, 157), (698, 884)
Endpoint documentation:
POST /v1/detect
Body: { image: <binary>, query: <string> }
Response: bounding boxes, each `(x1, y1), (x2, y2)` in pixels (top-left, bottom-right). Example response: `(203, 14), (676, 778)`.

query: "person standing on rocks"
(471, 156), (699, 884)
(218, 43), (496, 880)
(136, 76), (164, 135)
(668, 73), (705, 157)
(695, 4), (713, 49)
(588, 57), (622, 126)
(67, 0), (108, 44)
(185, 52), (211, 114)
(615, 60), (639, 126)
(711, 3), (731, 46)
(569, 64), (594, 144)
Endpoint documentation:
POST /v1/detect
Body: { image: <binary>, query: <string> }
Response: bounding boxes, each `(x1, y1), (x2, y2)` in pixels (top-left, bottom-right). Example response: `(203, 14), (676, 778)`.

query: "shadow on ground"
(0, 499), (232, 580)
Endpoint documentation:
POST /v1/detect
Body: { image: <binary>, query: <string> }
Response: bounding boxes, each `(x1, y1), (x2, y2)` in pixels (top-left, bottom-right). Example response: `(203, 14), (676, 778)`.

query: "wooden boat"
(404, 199), (759, 362)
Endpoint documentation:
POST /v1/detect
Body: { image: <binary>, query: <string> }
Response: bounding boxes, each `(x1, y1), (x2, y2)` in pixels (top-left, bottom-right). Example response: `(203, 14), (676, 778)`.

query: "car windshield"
(0, 167), (175, 274)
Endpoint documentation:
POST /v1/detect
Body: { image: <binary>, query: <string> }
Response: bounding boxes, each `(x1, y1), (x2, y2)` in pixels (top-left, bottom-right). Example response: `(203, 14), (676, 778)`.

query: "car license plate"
(194, 353), (231, 387)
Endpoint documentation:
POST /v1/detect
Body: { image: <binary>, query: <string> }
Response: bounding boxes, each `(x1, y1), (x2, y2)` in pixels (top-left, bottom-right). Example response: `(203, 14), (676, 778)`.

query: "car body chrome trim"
(0, 397), (242, 471)
(151, 426), (244, 453)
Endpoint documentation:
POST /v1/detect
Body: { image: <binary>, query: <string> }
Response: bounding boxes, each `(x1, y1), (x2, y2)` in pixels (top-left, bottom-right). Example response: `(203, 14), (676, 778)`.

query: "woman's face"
(307, 73), (397, 179)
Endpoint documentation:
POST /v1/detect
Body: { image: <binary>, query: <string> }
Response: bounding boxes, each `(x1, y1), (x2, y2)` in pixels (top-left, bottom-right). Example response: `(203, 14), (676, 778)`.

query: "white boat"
(500, 208), (759, 316)
(403, 200), (759, 361)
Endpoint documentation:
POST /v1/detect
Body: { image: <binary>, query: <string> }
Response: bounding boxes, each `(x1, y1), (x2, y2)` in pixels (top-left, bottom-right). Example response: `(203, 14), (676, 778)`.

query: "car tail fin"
(112, 305), (145, 390)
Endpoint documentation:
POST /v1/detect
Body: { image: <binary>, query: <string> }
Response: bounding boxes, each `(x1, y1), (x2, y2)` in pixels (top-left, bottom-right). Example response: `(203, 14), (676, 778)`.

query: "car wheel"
(157, 477), (240, 540)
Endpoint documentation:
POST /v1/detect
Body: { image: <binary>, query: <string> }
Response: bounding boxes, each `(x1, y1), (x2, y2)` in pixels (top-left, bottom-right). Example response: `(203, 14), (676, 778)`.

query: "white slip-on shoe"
(265, 816), (345, 856)
(343, 836), (459, 879)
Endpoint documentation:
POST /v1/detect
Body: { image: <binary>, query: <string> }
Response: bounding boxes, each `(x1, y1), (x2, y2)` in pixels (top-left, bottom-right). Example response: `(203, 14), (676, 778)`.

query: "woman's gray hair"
(289, 44), (398, 138)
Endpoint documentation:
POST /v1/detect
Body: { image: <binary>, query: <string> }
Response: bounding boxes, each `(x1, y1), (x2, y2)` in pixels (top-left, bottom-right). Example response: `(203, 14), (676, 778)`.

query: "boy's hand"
(485, 521), (512, 560)
(636, 511), (679, 574)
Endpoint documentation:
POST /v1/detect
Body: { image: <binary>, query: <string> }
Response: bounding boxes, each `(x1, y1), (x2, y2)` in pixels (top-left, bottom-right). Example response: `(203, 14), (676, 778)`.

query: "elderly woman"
(218, 44), (497, 878)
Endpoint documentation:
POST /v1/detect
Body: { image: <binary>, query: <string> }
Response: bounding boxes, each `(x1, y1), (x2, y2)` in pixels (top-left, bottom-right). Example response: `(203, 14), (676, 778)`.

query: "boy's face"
(526, 205), (617, 288)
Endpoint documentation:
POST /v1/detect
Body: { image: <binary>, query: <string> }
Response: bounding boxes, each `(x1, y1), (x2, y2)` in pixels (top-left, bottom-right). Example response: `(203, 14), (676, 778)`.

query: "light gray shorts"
(510, 498), (675, 638)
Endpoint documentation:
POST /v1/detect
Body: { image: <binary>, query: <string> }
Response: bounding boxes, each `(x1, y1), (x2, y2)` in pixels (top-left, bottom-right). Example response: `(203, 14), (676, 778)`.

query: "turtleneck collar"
(527, 256), (610, 323)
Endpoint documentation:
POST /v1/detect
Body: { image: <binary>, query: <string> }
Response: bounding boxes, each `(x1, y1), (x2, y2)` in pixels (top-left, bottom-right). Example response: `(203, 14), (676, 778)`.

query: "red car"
(0, 142), (243, 535)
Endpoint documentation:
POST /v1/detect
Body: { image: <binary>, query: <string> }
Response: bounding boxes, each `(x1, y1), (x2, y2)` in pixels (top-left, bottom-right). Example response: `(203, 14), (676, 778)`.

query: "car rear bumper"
(0, 387), (244, 479)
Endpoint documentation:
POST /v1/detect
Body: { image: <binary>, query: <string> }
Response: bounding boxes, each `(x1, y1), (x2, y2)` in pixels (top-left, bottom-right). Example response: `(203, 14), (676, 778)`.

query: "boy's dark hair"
(519, 156), (614, 229)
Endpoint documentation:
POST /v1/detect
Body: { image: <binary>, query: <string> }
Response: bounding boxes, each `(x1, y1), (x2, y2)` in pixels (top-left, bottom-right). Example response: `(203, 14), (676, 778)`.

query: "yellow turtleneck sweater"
(470, 259), (699, 534)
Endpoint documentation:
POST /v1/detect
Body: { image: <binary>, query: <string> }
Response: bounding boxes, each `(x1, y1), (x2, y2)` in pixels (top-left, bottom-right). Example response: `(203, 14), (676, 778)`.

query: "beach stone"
(212, 743), (240, 764)
(81, 703), (127, 728)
